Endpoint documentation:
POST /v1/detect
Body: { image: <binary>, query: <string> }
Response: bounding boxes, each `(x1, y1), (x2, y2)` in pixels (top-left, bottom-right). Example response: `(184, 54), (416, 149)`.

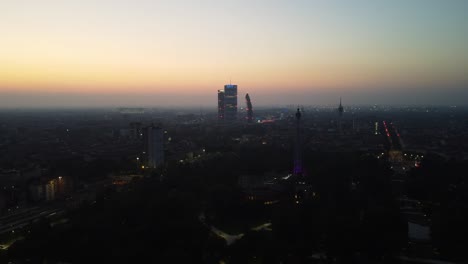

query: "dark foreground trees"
(7, 151), (408, 263)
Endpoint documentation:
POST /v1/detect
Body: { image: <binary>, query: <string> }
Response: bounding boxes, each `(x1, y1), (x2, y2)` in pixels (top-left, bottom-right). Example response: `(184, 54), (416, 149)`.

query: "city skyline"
(1, 0), (467, 107)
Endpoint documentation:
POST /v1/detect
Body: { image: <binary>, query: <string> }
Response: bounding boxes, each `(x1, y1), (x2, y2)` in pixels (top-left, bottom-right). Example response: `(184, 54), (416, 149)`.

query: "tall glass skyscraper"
(223, 84), (238, 122)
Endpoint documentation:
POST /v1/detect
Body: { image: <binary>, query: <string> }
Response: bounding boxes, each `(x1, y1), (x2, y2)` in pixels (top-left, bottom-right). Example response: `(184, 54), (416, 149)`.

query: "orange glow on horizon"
(2, 59), (465, 95)
(1, 0), (467, 101)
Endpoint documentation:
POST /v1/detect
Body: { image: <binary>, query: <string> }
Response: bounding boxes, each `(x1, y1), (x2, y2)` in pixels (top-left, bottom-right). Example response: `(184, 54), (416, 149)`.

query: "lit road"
(210, 226), (245, 246)
(382, 121), (404, 151)
(0, 206), (64, 236)
(199, 212), (272, 246)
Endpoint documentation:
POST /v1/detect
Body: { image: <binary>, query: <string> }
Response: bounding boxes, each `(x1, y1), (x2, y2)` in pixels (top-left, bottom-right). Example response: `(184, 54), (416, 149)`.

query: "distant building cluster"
(29, 176), (73, 202)
(217, 84), (257, 123)
(1, 92), (467, 241)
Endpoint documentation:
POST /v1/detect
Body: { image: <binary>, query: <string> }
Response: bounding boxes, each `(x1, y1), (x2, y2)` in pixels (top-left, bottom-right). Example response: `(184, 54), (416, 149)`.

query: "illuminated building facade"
(29, 176), (72, 202)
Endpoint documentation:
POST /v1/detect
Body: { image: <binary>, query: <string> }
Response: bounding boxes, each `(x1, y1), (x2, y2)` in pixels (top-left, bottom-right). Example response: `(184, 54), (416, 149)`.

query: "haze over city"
(2, 1), (468, 263)
(1, 0), (467, 107)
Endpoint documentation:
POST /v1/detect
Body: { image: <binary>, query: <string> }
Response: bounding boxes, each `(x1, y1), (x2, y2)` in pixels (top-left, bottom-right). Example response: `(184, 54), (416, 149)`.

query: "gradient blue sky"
(1, 0), (467, 107)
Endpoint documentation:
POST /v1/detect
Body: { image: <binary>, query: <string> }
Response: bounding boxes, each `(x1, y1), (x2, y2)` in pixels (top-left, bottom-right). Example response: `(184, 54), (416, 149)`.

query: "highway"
(0, 206), (64, 236)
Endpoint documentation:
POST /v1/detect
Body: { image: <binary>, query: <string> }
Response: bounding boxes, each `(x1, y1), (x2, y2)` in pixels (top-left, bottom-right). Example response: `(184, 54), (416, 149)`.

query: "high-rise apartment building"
(219, 84), (237, 122)
(146, 125), (164, 168)
(218, 89), (225, 121)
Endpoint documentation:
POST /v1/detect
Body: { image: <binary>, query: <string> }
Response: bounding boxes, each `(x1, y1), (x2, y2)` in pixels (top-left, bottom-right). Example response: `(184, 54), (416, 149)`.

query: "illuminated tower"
(224, 84), (238, 122)
(338, 97), (344, 134)
(218, 89), (225, 121)
(293, 108), (303, 176)
(245, 93), (253, 123)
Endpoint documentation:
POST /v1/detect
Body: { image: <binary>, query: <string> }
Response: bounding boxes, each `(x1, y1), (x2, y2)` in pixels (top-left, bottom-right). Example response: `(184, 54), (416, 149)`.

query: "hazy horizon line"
(0, 103), (466, 111)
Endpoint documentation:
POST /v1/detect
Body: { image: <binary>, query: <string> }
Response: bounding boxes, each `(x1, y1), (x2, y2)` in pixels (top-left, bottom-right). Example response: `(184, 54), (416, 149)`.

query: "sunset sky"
(1, 0), (467, 107)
